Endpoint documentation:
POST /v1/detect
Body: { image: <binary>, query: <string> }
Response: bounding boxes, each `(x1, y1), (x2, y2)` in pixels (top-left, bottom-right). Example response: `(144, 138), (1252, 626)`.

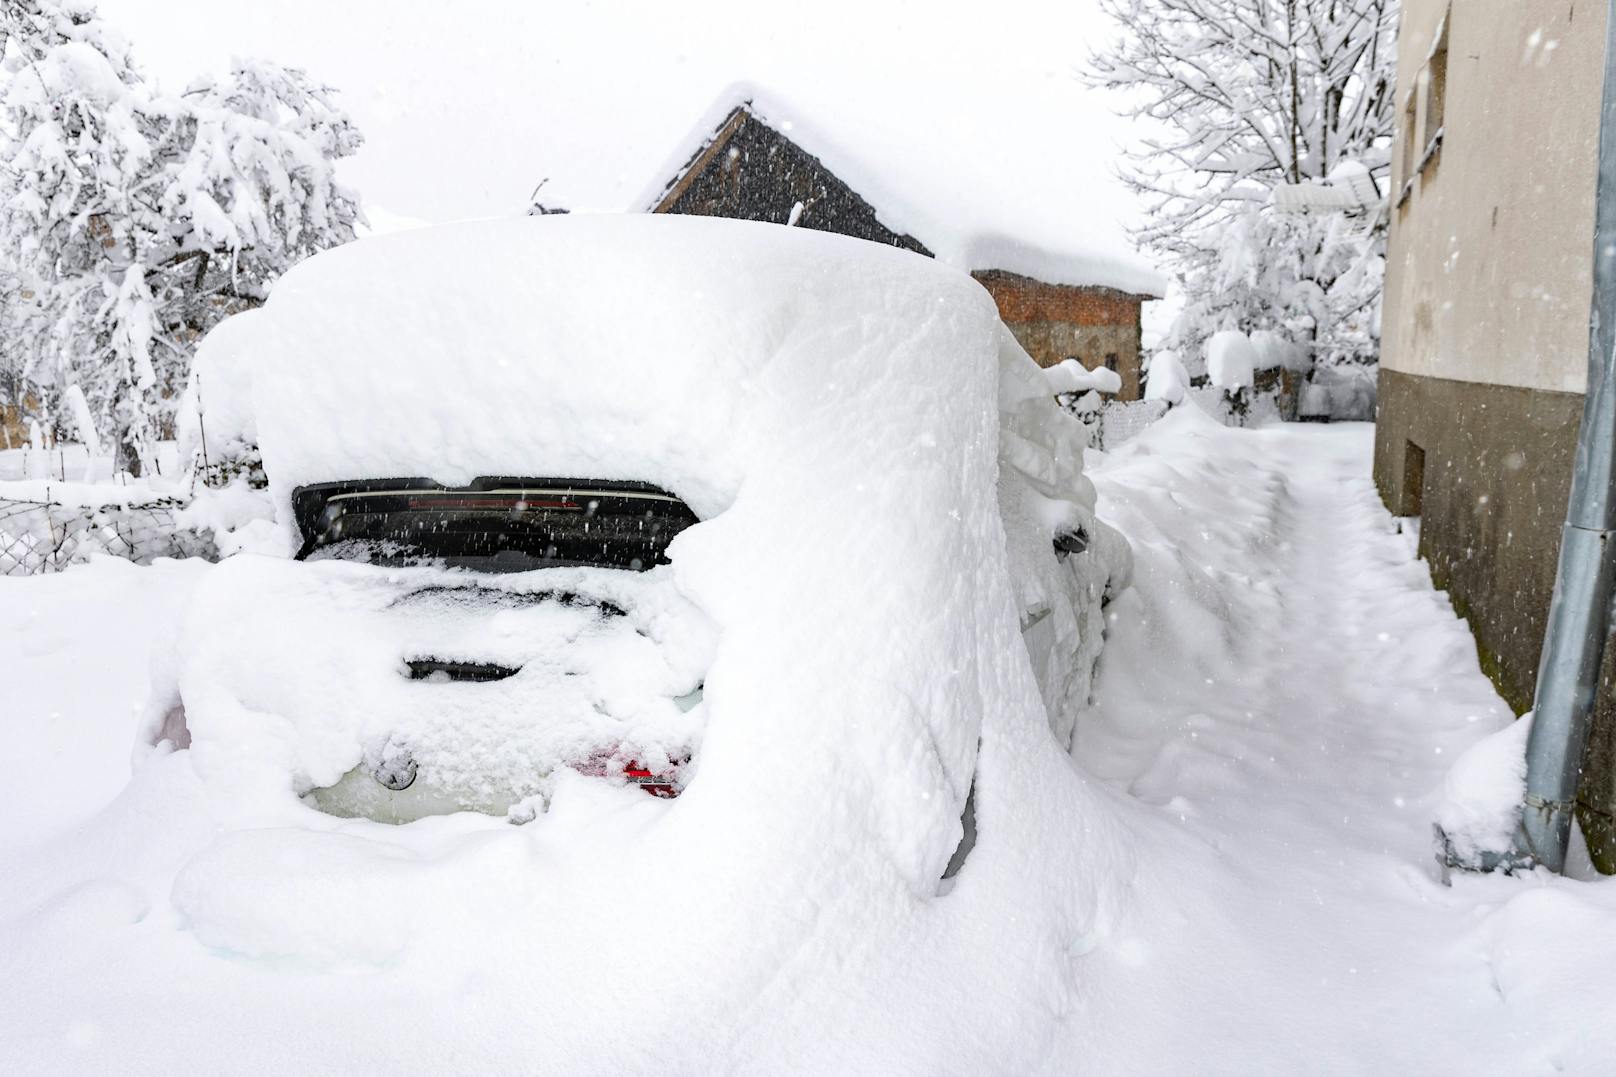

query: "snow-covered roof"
(639, 85), (1167, 298)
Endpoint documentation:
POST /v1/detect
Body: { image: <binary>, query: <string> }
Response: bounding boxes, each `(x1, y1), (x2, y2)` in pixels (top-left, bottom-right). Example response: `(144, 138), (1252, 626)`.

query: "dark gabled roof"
(638, 87), (1166, 299)
(647, 102), (933, 259)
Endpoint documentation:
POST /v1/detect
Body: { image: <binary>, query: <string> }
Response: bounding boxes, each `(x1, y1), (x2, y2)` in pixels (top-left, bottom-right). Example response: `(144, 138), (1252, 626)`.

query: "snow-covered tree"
(1091, 0), (1398, 375)
(0, 0), (362, 475)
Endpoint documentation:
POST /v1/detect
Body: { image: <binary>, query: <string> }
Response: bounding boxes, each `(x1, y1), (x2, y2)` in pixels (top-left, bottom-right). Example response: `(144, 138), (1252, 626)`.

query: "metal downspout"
(1512, 0), (1616, 873)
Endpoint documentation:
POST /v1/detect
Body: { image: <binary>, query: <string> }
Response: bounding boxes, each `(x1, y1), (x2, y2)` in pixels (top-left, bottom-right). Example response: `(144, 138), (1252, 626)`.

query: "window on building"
(1398, 8), (1449, 206)
(1421, 14), (1449, 174)
(1398, 93), (1419, 207)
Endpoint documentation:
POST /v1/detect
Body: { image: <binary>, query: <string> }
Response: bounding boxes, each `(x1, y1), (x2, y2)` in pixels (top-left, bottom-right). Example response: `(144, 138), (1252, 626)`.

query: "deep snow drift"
(9, 405), (1616, 1073)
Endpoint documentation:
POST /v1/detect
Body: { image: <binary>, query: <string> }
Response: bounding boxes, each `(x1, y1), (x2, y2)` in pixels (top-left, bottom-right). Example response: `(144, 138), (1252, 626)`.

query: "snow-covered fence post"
(1045, 358), (1123, 449)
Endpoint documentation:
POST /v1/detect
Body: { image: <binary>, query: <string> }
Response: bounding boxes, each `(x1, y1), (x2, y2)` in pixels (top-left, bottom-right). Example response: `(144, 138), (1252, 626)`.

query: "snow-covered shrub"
(1206, 330), (1256, 392)
(1045, 357), (1123, 448)
(1044, 357), (1122, 397)
(1144, 349), (1189, 405)
(1250, 329), (1311, 376)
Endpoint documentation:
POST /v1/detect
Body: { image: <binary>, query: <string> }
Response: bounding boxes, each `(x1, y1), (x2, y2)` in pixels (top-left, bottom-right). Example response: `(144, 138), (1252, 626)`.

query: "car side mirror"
(1053, 527), (1088, 559)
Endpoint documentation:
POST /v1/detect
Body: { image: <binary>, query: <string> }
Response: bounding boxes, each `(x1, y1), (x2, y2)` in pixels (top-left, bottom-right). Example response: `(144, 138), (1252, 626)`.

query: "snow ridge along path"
(1072, 407), (1616, 1075)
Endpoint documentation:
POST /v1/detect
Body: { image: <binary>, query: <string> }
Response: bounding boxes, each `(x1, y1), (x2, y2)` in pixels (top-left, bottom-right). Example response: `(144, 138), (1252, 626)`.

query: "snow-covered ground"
(1075, 411), (1616, 1073)
(4, 411), (1615, 1074)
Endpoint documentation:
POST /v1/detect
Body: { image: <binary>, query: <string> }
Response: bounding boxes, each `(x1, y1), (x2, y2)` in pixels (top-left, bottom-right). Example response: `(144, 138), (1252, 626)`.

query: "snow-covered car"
(156, 214), (1127, 884)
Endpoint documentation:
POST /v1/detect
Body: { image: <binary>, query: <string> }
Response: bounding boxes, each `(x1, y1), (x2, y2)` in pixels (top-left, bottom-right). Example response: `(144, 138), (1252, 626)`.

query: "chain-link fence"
(1059, 381), (1293, 452)
(0, 494), (216, 576)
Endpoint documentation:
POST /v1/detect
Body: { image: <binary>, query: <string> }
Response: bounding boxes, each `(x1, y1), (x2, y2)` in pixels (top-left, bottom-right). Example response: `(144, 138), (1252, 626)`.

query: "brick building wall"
(972, 270), (1147, 400)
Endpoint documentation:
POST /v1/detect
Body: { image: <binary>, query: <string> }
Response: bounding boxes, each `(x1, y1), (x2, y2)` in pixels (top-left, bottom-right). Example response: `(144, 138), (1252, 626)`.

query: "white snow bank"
(1206, 330), (1256, 390)
(1044, 357), (1122, 397)
(354, 204), (435, 236)
(1144, 349), (1190, 405)
(1435, 713), (1532, 865)
(20, 397), (1616, 1073)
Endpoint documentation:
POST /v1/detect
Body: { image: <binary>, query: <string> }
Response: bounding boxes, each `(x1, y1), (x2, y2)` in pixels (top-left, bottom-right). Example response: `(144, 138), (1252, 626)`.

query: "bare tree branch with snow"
(1091, 0), (1398, 376)
(0, 0), (363, 475)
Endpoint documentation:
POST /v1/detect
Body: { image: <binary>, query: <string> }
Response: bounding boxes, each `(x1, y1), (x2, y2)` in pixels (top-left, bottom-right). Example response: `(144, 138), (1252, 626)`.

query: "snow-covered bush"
(1044, 357), (1122, 398)
(1206, 330), (1256, 392)
(1044, 357), (1124, 447)
(1091, 0), (1396, 379)
(0, 0), (363, 476)
(1144, 348), (1189, 405)
(1250, 329), (1311, 376)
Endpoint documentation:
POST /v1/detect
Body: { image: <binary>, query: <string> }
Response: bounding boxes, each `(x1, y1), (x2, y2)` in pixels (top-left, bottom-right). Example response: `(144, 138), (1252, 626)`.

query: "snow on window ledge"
(1417, 128), (1445, 177)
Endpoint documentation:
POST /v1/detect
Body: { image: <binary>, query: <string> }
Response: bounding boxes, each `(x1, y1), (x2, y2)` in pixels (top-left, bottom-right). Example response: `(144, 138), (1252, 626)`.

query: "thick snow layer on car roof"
(638, 85), (1167, 297)
(214, 214), (1006, 525)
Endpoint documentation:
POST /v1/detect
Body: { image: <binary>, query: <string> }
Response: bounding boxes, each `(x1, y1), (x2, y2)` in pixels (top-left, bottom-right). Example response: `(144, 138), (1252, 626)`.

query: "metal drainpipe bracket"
(1434, 823), (1539, 883)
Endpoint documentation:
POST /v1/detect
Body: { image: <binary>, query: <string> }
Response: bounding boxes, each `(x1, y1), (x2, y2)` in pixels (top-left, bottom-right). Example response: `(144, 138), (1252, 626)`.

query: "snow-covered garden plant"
(1091, 0), (1397, 383)
(0, 0), (363, 476)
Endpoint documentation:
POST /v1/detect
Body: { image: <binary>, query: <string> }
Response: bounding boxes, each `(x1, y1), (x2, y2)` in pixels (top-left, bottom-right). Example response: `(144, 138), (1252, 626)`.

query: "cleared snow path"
(1069, 411), (1616, 1075)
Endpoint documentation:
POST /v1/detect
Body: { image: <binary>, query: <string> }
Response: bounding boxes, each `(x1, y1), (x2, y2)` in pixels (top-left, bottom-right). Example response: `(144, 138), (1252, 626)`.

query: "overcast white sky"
(96, 0), (1152, 275)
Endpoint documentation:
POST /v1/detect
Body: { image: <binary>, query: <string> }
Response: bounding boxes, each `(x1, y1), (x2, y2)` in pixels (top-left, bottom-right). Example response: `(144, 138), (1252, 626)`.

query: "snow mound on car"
(106, 216), (1136, 1071)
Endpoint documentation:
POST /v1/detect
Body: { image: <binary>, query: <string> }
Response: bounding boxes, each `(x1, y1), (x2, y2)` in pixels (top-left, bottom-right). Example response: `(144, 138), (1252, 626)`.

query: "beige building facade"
(1374, 0), (1616, 863)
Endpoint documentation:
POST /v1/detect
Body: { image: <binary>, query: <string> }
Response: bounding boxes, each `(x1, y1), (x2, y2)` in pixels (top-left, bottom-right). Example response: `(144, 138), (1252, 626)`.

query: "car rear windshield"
(291, 478), (700, 573)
